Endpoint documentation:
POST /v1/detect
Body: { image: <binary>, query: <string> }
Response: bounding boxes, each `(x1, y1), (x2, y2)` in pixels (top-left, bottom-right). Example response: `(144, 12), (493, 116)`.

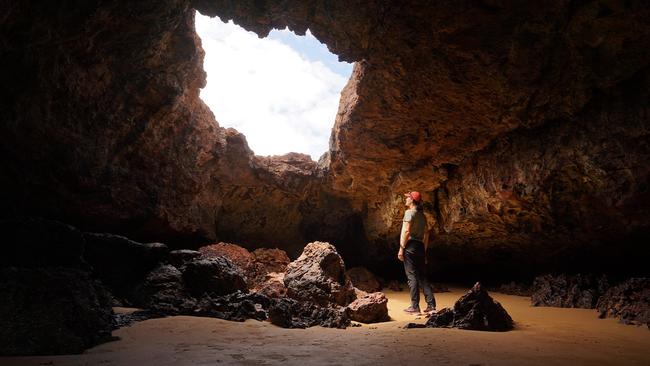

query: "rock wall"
(1, 0), (649, 280)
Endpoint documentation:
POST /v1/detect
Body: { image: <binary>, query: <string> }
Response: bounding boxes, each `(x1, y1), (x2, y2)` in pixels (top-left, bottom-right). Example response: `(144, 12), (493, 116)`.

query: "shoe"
(424, 305), (436, 314)
(403, 306), (421, 314)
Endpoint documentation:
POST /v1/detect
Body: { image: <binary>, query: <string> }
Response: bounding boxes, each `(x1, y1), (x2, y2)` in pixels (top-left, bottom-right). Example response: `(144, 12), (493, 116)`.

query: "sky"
(195, 12), (353, 161)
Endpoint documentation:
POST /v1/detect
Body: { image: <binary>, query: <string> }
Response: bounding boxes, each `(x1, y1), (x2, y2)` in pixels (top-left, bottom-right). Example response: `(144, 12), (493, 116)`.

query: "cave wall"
(1, 0), (649, 279)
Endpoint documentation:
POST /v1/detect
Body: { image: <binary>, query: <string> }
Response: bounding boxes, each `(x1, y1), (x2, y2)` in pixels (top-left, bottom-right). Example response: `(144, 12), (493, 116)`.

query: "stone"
(182, 257), (248, 297)
(284, 242), (356, 307)
(255, 272), (287, 298)
(132, 264), (195, 314)
(531, 274), (610, 308)
(346, 292), (390, 323)
(83, 232), (169, 300)
(346, 267), (382, 293)
(168, 249), (202, 268)
(268, 297), (351, 329)
(253, 248), (291, 274)
(597, 278), (650, 328)
(0, 267), (114, 355)
(424, 283), (514, 331)
(193, 291), (271, 322)
(198, 242), (255, 270)
(0, 217), (86, 269)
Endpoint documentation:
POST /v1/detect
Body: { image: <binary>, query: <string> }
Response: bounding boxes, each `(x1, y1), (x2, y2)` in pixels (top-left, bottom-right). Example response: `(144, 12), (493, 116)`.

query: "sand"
(3, 288), (649, 366)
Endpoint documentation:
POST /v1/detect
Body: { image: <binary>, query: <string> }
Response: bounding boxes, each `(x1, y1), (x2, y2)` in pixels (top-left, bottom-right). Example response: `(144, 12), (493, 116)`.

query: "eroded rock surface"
(268, 297), (350, 329)
(424, 283), (513, 331)
(346, 292), (390, 324)
(182, 257), (248, 297)
(284, 242), (356, 307)
(597, 278), (650, 328)
(531, 274), (610, 309)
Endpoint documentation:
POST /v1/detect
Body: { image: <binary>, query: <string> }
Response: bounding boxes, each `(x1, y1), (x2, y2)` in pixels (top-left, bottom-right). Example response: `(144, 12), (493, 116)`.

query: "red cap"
(404, 191), (422, 202)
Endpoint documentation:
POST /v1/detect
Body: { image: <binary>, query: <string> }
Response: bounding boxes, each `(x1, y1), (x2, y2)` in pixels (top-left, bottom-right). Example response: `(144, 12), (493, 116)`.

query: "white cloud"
(195, 13), (351, 161)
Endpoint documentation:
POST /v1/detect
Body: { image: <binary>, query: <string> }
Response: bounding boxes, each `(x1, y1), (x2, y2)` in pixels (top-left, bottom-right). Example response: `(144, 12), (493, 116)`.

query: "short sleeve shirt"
(402, 209), (426, 242)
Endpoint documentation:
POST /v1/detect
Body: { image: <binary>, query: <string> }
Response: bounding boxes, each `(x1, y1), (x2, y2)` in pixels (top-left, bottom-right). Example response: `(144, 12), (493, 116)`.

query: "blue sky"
(195, 13), (353, 160)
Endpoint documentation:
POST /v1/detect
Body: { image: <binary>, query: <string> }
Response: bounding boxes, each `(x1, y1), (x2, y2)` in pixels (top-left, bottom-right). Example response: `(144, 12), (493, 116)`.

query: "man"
(398, 191), (436, 315)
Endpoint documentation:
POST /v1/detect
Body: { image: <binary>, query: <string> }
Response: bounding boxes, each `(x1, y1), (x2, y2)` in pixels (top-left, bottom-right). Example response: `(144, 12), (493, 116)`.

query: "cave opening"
(195, 12), (353, 160)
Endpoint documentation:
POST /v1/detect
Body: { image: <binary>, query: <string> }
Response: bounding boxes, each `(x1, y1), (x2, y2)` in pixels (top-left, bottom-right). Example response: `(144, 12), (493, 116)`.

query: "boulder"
(284, 241), (356, 307)
(198, 242), (254, 270)
(0, 267), (114, 355)
(194, 292), (271, 322)
(253, 248), (291, 274)
(168, 249), (201, 268)
(346, 292), (390, 323)
(182, 257), (247, 297)
(83, 232), (168, 300)
(346, 267), (382, 293)
(1, 217), (85, 269)
(531, 274), (610, 308)
(597, 278), (650, 328)
(255, 272), (287, 298)
(424, 282), (514, 331)
(132, 264), (195, 314)
(268, 297), (350, 329)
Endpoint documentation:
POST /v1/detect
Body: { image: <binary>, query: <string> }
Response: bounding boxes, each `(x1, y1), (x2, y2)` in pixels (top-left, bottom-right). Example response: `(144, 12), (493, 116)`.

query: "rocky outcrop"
(198, 242), (255, 270)
(168, 249), (202, 268)
(132, 264), (195, 314)
(194, 292), (271, 322)
(253, 248), (291, 274)
(597, 278), (650, 328)
(531, 274), (610, 309)
(0, 267), (114, 356)
(424, 283), (513, 331)
(346, 267), (382, 293)
(84, 233), (169, 301)
(182, 257), (248, 297)
(284, 242), (356, 307)
(346, 292), (390, 323)
(268, 297), (350, 329)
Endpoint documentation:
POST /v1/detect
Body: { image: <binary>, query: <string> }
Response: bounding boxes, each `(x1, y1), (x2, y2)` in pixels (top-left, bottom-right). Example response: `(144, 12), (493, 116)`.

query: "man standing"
(398, 191), (436, 314)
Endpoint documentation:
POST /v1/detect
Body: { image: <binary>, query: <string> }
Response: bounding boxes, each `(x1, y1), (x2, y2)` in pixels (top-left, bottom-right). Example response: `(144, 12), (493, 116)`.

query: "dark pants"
(404, 239), (436, 309)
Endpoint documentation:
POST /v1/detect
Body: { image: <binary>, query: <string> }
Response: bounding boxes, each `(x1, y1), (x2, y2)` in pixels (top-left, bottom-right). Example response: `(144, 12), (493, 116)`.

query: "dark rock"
(404, 323), (426, 329)
(0, 217), (85, 269)
(493, 281), (533, 296)
(193, 291), (271, 322)
(284, 241), (356, 307)
(531, 274), (609, 308)
(112, 310), (165, 329)
(597, 278), (650, 328)
(346, 292), (390, 323)
(182, 257), (247, 297)
(132, 264), (195, 314)
(168, 249), (202, 268)
(268, 297), (351, 329)
(83, 232), (169, 300)
(0, 267), (114, 355)
(424, 283), (514, 331)
(346, 267), (382, 293)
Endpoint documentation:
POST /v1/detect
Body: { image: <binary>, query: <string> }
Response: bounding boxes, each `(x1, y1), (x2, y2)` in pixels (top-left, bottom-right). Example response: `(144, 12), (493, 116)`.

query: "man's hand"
(398, 248), (404, 262)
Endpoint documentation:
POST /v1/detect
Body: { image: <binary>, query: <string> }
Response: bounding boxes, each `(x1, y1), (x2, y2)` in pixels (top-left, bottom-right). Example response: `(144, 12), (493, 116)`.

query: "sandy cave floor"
(3, 288), (650, 366)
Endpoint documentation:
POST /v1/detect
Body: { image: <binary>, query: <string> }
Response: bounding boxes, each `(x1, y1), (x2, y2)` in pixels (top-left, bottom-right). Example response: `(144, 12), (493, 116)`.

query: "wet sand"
(3, 288), (650, 366)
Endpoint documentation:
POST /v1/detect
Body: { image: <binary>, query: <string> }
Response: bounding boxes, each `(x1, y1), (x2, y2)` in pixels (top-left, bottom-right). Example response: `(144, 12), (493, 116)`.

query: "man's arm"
(398, 221), (411, 262)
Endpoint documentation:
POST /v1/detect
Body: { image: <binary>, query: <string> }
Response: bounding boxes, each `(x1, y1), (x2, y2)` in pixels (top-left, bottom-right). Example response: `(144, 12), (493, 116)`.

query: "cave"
(1, 0), (649, 364)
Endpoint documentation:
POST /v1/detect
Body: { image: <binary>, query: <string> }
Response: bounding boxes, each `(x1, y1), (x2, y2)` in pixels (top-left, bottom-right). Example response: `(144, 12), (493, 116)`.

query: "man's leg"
(403, 248), (420, 310)
(413, 245), (436, 310)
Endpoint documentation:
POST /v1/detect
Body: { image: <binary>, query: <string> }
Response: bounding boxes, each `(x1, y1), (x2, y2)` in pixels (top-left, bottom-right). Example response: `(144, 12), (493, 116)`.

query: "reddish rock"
(255, 272), (287, 299)
(252, 248), (291, 274)
(198, 242), (255, 271)
(346, 292), (390, 323)
(284, 242), (356, 307)
(346, 267), (382, 293)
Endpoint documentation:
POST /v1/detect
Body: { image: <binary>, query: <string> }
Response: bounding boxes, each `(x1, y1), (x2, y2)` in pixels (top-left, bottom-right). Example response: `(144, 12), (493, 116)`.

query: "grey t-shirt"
(402, 209), (426, 242)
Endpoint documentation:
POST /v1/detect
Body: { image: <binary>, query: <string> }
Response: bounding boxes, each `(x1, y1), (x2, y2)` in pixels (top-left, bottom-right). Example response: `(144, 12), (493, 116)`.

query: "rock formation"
(597, 278), (650, 328)
(284, 241), (356, 307)
(423, 282), (513, 331)
(531, 274), (610, 309)
(346, 291), (390, 324)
